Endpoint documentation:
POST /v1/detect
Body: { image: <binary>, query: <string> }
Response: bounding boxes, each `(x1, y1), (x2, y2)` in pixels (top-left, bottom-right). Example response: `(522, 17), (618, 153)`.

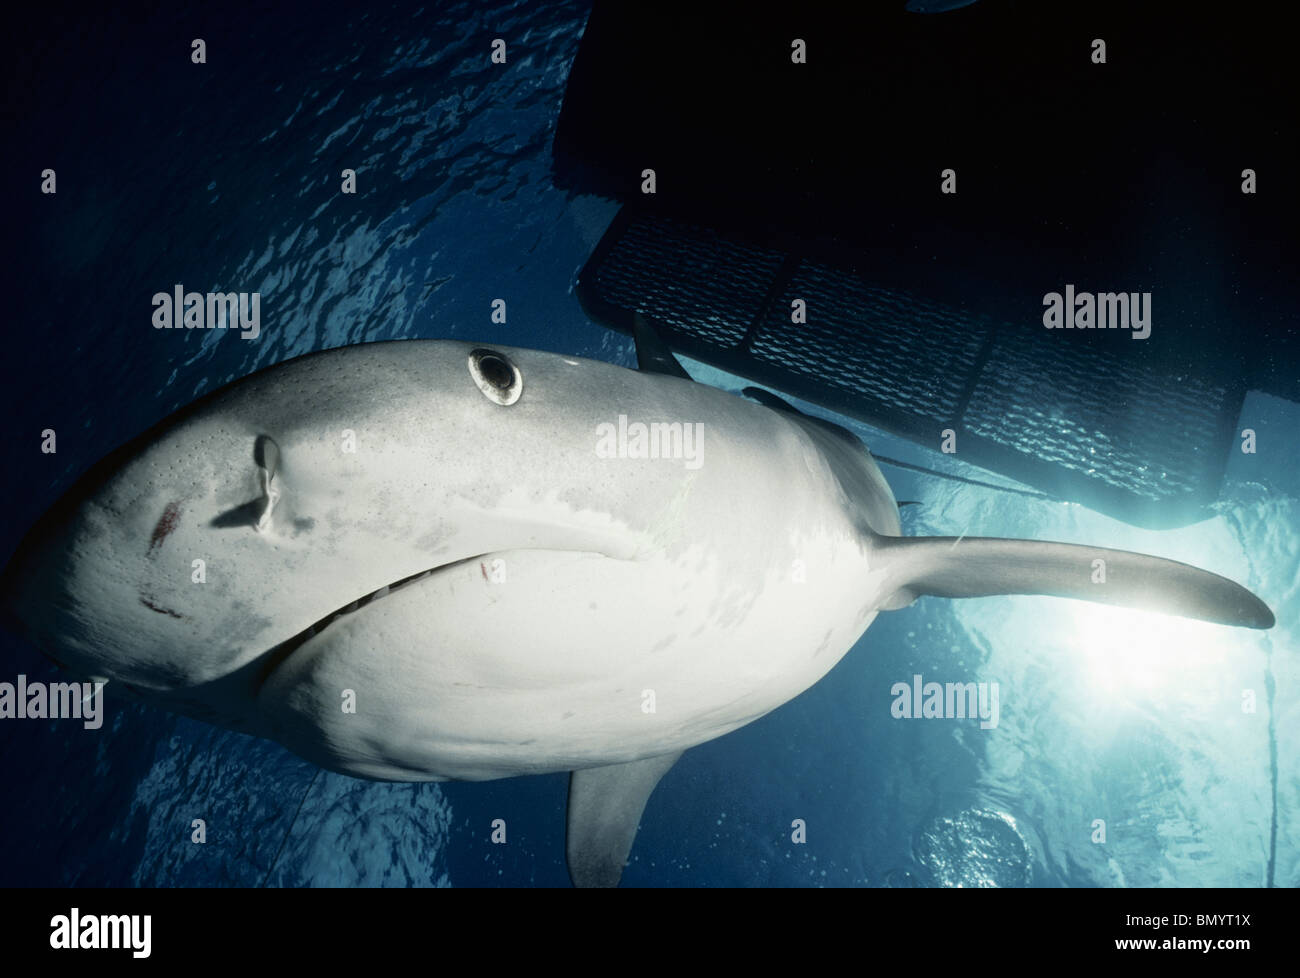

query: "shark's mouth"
(257, 555), (482, 683)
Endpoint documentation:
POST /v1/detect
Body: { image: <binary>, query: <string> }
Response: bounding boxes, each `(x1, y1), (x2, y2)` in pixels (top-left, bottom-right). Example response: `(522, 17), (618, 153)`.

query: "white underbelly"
(257, 545), (878, 780)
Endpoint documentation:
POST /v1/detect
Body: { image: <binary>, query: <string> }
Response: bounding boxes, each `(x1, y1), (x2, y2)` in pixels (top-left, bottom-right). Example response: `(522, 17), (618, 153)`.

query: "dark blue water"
(1, 0), (1294, 887)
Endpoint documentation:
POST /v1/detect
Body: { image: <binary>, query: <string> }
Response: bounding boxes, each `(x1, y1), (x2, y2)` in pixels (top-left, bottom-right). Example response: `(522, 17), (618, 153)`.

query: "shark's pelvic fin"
(632, 313), (692, 379)
(566, 751), (682, 887)
(874, 535), (1274, 629)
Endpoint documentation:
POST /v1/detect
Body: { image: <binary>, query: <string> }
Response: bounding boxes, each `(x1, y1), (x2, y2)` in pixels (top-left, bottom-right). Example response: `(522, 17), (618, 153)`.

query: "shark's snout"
(0, 341), (697, 734)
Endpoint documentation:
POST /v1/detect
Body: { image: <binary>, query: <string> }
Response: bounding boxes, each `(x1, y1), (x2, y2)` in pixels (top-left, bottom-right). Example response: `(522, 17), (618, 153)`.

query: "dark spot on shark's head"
(140, 595), (183, 619)
(814, 629), (833, 657)
(293, 517), (316, 535)
(415, 528), (450, 553)
(148, 502), (182, 555)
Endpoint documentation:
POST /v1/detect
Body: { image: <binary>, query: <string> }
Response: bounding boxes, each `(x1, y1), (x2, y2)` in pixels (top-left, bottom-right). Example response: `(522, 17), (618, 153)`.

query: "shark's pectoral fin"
(566, 751), (682, 887)
(875, 535), (1274, 629)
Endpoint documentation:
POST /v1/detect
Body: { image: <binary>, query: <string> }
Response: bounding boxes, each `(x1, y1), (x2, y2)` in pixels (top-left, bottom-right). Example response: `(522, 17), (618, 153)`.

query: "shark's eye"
(468, 349), (523, 405)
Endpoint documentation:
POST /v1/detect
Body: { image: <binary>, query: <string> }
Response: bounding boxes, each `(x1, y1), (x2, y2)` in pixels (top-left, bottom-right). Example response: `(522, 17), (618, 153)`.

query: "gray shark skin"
(0, 336), (1274, 887)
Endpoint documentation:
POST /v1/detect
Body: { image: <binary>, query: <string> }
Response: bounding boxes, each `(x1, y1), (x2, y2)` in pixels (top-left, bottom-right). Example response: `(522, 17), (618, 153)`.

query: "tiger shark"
(0, 322), (1274, 886)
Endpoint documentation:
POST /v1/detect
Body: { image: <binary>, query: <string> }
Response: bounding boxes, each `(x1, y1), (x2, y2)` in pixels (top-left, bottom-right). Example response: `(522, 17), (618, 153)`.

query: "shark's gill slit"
(257, 555), (482, 683)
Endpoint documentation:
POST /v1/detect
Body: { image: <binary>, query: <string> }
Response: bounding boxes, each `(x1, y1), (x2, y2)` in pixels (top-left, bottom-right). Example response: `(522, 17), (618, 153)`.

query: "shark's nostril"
(211, 435), (284, 531)
(254, 435), (279, 479)
(468, 349), (522, 405)
(479, 355), (512, 389)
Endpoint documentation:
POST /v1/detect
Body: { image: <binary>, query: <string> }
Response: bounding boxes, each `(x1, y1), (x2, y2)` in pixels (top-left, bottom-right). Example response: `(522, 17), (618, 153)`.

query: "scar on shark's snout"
(140, 596), (183, 619)
(148, 502), (183, 554)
